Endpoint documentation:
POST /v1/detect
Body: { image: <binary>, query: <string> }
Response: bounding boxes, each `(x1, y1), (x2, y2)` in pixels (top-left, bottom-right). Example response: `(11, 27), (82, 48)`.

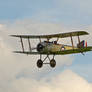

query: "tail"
(77, 40), (85, 48)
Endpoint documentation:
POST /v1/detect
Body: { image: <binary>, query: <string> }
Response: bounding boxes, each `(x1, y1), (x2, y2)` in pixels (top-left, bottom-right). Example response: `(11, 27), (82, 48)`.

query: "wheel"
(50, 59), (56, 68)
(37, 59), (43, 68)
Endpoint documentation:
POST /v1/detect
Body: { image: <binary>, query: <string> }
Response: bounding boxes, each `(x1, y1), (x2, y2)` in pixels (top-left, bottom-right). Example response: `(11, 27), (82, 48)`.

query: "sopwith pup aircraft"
(11, 31), (92, 68)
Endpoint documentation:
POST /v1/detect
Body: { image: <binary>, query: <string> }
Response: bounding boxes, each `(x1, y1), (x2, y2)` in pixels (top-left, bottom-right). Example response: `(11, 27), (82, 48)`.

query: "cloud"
(0, 20), (92, 92)
(6, 70), (92, 92)
(0, 20), (74, 77)
(0, 20), (73, 81)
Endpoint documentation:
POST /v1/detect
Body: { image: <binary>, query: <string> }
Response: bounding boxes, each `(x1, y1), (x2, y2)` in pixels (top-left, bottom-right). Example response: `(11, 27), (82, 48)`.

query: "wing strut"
(47, 38), (50, 42)
(20, 37), (24, 52)
(70, 35), (74, 49)
(78, 35), (80, 44)
(39, 37), (41, 43)
(56, 37), (59, 42)
(77, 35), (85, 55)
(28, 38), (32, 52)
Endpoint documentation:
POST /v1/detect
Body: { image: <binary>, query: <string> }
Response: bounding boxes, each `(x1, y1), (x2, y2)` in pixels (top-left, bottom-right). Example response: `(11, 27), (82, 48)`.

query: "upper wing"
(11, 31), (89, 39)
(13, 47), (92, 55)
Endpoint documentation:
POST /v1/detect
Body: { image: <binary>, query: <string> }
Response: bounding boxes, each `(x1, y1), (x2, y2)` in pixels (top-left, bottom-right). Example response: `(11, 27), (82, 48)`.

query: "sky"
(0, 0), (92, 92)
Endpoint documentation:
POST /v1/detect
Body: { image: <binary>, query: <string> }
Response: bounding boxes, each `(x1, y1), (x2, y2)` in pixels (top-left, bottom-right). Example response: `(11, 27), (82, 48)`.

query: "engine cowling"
(37, 43), (44, 52)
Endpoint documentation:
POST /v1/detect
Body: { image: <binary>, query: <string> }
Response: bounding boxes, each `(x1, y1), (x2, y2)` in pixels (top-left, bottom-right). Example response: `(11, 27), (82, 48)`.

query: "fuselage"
(37, 41), (77, 53)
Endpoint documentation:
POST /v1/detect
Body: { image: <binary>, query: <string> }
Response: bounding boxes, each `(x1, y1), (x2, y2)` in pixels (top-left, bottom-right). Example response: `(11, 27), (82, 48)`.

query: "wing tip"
(13, 51), (18, 53)
(84, 31), (89, 35)
(10, 35), (17, 37)
(10, 35), (21, 37)
(77, 31), (89, 35)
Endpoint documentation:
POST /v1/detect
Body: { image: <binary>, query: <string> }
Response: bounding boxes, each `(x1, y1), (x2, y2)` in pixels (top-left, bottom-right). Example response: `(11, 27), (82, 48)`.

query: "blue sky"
(68, 52), (92, 83)
(0, 0), (92, 89)
(0, 0), (92, 26)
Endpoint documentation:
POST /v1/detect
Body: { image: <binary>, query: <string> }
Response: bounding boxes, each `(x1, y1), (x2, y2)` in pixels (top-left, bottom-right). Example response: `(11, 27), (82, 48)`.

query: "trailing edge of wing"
(11, 31), (89, 39)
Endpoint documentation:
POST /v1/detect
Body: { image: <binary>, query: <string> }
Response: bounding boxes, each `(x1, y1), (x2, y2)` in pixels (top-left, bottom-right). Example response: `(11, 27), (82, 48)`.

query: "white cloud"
(0, 20), (74, 77)
(7, 70), (92, 92)
(0, 24), (4, 28)
(0, 20), (92, 92)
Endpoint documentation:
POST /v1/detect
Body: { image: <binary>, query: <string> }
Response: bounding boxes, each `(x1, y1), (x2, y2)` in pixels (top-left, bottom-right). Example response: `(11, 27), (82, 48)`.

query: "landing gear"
(36, 54), (56, 68)
(37, 59), (43, 68)
(50, 59), (56, 68)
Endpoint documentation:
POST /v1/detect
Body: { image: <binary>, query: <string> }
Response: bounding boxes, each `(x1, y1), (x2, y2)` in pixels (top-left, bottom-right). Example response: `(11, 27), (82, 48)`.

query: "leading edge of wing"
(13, 46), (92, 55)
(11, 31), (89, 39)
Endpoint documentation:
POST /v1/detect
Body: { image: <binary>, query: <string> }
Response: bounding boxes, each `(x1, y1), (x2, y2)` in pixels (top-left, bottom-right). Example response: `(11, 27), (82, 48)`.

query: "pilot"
(54, 41), (57, 44)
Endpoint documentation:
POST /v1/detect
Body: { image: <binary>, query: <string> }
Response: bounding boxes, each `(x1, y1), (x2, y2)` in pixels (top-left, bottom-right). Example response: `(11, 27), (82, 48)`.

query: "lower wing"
(13, 46), (92, 55)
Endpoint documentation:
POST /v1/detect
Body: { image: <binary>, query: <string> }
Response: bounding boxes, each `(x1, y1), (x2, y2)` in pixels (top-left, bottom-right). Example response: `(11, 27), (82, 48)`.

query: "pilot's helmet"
(54, 41), (57, 44)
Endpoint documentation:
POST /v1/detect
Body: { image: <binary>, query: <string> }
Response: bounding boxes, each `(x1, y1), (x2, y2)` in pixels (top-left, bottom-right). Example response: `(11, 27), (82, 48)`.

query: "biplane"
(11, 31), (92, 68)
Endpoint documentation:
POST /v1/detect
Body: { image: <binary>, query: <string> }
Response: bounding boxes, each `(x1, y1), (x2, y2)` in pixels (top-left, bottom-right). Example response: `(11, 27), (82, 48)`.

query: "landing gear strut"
(36, 54), (56, 68)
